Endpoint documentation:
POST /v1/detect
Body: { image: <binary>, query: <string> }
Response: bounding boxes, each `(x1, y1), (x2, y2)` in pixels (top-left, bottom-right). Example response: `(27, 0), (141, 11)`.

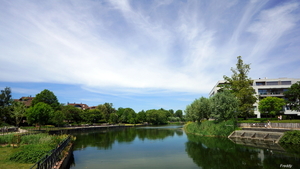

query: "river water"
(68, 125), (300, 169)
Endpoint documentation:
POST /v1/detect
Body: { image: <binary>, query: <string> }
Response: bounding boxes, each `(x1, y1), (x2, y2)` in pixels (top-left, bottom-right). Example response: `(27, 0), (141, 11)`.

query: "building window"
(266, 81), (278, 85)
(258, 89), (267, 95)
(281, 81), (291, 85)
(253, 106), (257, 111)
(269, 89), (281, 95)
(256, 82), (265, 86)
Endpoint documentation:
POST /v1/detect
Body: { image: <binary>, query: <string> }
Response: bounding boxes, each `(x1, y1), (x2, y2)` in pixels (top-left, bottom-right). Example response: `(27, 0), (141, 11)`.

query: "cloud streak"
(0, 0), (299, 105)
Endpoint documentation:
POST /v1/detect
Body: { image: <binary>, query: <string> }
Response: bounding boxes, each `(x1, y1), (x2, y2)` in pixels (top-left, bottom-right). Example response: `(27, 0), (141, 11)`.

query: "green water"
(68, 125), (300, 169)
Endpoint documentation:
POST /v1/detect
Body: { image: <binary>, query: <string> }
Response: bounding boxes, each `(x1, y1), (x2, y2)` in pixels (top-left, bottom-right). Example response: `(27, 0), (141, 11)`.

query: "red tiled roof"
(15, 97), (34, 107)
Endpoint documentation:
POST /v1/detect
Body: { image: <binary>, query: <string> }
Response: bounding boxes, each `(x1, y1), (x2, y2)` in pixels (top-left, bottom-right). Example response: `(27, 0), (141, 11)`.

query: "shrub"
(184, 120), (237, 137)
(279, 130), (300, 144)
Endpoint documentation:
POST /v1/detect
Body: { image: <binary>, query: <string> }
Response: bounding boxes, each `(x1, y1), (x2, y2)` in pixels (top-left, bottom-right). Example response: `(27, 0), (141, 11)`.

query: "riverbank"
(184, 120), (237, 137)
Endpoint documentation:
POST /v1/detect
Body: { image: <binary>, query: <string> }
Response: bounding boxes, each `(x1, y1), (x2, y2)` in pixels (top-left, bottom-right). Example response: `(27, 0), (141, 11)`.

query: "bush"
(184, 120), (237, 137)
(279, 130), (300, 144)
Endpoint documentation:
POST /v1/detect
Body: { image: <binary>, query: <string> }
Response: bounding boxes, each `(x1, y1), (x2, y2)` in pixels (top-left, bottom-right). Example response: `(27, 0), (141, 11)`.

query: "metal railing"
(30, 136), (71, 169)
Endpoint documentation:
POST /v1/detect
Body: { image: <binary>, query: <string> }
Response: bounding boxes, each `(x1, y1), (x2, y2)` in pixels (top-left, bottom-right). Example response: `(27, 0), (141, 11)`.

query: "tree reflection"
(185, 134), (300, 169)
(73, 127), (182, 150)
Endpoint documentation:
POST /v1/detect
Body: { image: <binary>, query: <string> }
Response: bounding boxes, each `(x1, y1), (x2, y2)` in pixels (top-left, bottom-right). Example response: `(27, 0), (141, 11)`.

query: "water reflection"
(70, 126), (300, 169)
(185, 134), (300, 169)
(73, 126), (184, 151)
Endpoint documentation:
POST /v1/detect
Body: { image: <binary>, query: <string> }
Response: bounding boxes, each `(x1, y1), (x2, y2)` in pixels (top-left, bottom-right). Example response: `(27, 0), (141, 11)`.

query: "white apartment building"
(209, 78), (300, 118)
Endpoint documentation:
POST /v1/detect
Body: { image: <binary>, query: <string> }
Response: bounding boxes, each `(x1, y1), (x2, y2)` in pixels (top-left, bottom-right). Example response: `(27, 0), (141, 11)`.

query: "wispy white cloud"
(0, 0), (299, 101)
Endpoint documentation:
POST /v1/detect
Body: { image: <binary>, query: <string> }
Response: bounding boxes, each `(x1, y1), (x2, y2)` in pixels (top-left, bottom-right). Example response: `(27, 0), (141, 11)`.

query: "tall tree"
(284, 82), (300, 112)
(223, 56), (257, 119)
(185, 97), (211, 122)
(61, 105), (82, 124)
(97, 103), (116, 123)
(258, 97), (286, 118)
(0, 87), (12, 123)
(168, 109), (174, 116)
(210, 90), (239, 121)
(11, 101), (26, 127)
(174, 110), (183, 119)
(51, 110), (65, 126)
(32, 89), (60, 110)
(26, 102), (54, 129)
(185, 99), (201, 122)
(137, 110), (146, 123)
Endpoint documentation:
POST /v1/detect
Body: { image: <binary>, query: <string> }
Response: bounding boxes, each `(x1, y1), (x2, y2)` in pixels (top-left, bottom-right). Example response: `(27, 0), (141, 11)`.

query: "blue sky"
(1, 0), (299, 113)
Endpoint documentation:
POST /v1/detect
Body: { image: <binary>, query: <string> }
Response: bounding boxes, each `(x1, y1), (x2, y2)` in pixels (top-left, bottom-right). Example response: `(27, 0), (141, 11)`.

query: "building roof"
(68, 102), (90, 110)
(14, 96), (34, 107)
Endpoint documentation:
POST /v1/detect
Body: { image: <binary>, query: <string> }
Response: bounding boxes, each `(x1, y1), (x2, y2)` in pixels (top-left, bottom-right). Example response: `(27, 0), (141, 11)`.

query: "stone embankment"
(228, 122), (300, 150)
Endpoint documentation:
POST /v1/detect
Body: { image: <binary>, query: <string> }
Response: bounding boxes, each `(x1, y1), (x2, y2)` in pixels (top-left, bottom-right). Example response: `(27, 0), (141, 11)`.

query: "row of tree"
(0, 88), (184, 127)
(185, 56), (300, 122)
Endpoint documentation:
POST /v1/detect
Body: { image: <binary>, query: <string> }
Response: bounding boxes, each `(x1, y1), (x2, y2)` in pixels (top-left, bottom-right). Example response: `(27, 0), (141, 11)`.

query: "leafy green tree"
(185, 100), (199, 122)
(185, 97), (211, 122)
(137, 110), (146, 123)
(121, 108), (135, 123)
(169, 116), (181, 122)
(26, 102), (54, 129)
(210, 90), (239, 121)
(174, 110), (183, 119)
(11, 101), (26, 127)
(109, 113), (118, 124)
(198, 97), (211, 120)
(51, 110), (65, 126)
(116, 107), (125, 123)
(223, 56), (257, 119)
(97, 103), (116, 123)
(61, 105), (82, 124)
(32, 89), (60, 111)
(258, 97), (286, 118)
(0, 87), (12, 124)
(284, 82), (300, 112)
(168, 109), (174, 116)
(87, 109), (103, 123)
(145, 109), (168, 125)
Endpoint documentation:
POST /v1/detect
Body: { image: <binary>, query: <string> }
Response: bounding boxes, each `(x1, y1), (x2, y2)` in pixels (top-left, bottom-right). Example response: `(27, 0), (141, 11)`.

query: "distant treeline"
(0, 88), (184, 127)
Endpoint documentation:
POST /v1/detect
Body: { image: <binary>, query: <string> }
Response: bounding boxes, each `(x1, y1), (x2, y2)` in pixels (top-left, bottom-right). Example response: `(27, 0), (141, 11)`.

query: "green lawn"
(0, 147), (33, 169)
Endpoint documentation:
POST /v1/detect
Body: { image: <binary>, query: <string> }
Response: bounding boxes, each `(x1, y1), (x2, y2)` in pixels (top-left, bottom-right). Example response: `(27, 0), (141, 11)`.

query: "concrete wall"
(238, 123), (300, 129)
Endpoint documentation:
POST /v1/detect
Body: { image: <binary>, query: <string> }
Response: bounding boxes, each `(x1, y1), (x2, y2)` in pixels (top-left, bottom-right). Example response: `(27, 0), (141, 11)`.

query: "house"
(67, 102), (90, 110)
(14, 96), (34, 107)
(209, 77), (300, 118)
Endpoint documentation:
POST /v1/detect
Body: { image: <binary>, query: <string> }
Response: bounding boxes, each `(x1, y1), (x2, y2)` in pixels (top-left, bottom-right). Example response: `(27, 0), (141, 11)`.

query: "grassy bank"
(184, 120), (238, 137)
(0, 133), (72, 168)
(0, 147), (33, 169)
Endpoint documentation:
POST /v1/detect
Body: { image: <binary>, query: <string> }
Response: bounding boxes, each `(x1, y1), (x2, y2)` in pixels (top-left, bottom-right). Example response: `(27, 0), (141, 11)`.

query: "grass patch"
(0, 133), (15, 144)
(279, 130), (300, 144)
(184, 120), (239, 137)
(0, 133), (71, 165)
(0, 147), (33, 169)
